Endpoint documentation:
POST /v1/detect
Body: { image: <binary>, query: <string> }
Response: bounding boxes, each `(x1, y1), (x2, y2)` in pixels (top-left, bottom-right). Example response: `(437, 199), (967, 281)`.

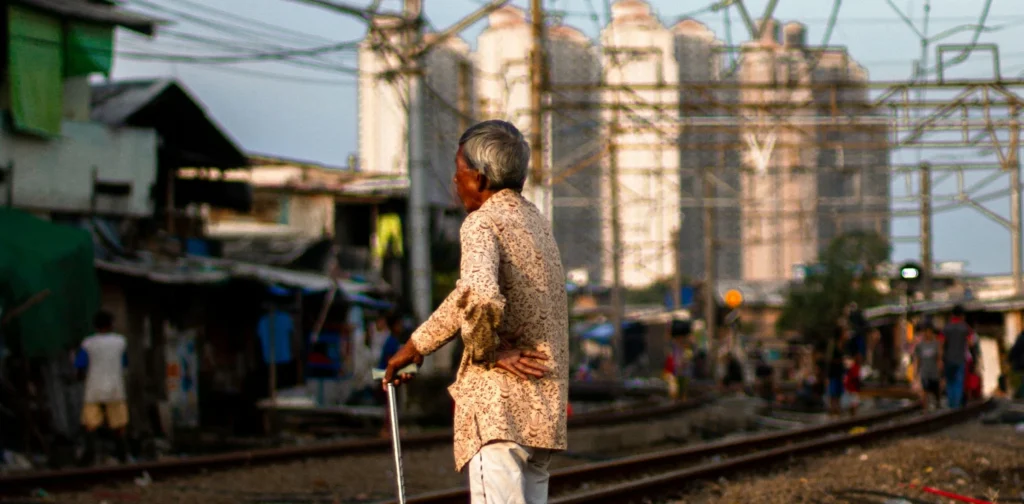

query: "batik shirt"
(409, 189), (569, 472)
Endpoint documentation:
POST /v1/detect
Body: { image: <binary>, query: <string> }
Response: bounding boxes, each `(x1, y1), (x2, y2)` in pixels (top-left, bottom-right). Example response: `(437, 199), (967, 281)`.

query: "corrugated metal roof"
(90, 79), (249, 169)
(13, 0), (162, 35)
(864, 296), (1024, 320)
(95, 259), (231, 284)
(90, 79), (175, 127)
(98, 256), (388, 294)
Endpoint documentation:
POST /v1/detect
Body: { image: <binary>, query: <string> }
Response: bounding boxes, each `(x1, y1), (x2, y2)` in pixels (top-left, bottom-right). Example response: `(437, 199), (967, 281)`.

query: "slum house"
(188, 154), (409, 293)
(0, 0), (163, 463)
(88, 80), (396, 440)
(175, 156), (408, 435)
(85, 77), (255, 442)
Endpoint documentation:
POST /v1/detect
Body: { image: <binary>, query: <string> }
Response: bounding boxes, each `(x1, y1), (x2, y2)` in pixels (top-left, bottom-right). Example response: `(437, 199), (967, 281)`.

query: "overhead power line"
(158, 0), (337, 45)
(118, 47), (357, 85)
(116, 41), (360, 66)
(124, 0), (363, 65)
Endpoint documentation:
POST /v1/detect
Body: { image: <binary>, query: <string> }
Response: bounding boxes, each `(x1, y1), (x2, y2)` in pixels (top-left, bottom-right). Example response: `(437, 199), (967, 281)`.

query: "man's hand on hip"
(384, 342), (424, 388)
(495, 349), (550, 380)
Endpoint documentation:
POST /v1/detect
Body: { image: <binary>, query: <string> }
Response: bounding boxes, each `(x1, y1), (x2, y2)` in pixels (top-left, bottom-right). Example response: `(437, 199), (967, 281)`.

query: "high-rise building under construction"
(735, 19), (890, 282)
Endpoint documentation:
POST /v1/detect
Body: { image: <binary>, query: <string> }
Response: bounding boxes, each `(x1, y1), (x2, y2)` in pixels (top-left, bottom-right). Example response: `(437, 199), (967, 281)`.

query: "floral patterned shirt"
(410, 189), (569, 472)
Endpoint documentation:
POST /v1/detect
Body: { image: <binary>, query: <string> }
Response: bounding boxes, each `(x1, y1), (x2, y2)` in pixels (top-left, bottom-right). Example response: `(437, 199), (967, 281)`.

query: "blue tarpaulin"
(580, 321), (644, 344)
(663, 286), (696, 309)
(265, 284), (394, 311)
(256, 311), (294, 363)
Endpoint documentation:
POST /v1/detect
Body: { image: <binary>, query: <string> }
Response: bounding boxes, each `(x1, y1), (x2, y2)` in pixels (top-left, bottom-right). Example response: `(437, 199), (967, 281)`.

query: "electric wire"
(117, 41), (361, 66)
(158, 0), (338, 46)
(123, 0), (362, 72)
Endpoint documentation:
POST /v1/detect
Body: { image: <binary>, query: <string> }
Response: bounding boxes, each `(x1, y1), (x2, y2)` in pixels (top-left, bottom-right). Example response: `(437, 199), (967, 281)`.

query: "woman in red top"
(843, 357), (861, 416)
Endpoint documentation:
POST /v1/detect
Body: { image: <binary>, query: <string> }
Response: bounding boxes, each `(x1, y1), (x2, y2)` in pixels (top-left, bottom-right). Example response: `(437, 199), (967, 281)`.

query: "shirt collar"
(480, 188), (521, 212)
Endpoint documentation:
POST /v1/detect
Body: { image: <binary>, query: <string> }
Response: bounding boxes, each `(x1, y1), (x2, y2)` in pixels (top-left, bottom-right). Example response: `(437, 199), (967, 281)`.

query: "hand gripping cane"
(373, 364), (418, 504)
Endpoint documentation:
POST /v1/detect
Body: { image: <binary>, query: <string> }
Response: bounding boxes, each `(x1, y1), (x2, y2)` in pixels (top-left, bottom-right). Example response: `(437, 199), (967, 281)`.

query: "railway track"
(398, 400), (990, 504)
(0, 395), (714, 496)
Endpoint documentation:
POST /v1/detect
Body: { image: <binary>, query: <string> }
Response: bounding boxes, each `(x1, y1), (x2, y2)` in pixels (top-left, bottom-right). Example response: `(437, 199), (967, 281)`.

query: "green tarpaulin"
(7, 5), (64, 137)
(0, 209), (99, 357)
(65, 21), (113, 77)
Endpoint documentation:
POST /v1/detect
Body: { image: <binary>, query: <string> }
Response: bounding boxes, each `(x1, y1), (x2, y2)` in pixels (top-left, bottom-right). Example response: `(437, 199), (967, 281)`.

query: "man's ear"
(476, 171), (489, 192)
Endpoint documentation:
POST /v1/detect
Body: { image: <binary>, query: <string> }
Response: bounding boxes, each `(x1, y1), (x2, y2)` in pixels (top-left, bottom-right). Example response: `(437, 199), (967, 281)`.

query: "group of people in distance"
(909, 305), (982, 410)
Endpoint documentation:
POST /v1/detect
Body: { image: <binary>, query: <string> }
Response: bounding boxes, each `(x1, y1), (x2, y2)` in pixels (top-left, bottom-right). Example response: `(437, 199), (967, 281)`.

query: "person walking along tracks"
(385, 120), (569, 504)
(942, 305), (972, 409)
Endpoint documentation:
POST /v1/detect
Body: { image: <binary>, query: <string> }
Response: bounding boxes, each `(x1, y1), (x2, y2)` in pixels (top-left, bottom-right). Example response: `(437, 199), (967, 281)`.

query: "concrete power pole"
(919, 162), (932, 300)
(702, 169), (718, 380)
(672, 228), (682, 310)
(609, 114), (624, 371)
(529, 0), (550, 222)
(1011, 104), (1023, 297)
(403, 0), (433, 371)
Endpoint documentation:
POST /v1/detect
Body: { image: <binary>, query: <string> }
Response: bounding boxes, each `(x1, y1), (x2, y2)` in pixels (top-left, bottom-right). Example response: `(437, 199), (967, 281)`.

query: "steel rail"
(0, 395), (713, 495)
(395, 400), (927, 504)
(550, 400), (990, 504)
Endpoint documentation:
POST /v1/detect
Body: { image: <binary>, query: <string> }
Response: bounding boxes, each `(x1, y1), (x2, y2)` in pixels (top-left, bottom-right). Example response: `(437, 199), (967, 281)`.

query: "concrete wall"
(284, 194), (335, 238)
(0, 120), (157, 216)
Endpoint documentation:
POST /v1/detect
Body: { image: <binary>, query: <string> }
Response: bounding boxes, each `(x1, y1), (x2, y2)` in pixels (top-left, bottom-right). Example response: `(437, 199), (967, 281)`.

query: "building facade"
(1, 1), (159, 217)
(601, 0), (681, 289)
(673, 18), (742, 283)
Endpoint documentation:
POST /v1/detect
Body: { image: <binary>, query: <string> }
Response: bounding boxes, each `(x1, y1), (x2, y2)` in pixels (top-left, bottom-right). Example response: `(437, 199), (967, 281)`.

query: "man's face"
(453, 145), (487, 213)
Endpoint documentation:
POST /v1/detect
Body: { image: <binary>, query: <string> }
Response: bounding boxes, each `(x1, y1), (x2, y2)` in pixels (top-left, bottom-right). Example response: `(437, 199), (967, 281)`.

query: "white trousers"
(468, 441), (552, 504)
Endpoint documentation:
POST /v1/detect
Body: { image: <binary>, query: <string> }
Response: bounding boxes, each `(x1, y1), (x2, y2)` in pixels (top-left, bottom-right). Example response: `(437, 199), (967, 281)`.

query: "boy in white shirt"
(75, 310), (129, 464)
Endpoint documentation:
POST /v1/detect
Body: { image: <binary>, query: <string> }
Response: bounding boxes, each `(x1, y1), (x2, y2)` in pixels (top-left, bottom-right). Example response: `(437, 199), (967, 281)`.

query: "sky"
(110, 0), (1024, 276)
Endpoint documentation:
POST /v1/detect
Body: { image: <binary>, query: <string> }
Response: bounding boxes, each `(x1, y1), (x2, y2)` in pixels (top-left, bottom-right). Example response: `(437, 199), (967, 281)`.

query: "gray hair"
(458, 120), (530, 191)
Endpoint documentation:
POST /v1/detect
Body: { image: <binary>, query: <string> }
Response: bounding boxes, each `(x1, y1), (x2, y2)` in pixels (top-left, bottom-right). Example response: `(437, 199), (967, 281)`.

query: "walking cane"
(373, 364), (418, 504)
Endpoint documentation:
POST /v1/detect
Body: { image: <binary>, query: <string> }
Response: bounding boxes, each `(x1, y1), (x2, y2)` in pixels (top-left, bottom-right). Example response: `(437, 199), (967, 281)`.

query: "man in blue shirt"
(375, 314), (403, 438)
(377, 314), (403, 371)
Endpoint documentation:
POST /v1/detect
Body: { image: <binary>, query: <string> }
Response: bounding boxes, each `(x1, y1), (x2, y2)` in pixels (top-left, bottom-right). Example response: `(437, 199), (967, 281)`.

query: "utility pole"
(529, 0), (549, 221)
(608, 113), (624, 372)
(702, 168), (718, 380)
(457, 60), (472, 133)
(672, 228), (682, 310)
(399, 0), (508, 374)
(1010, 104), (1022, 296)
(919, 162), (932, 300)
(402, 0), (432, 371)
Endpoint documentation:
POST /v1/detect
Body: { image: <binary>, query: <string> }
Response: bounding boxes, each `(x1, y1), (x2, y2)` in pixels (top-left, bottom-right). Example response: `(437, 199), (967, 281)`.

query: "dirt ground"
(672, 420), (1024, 504)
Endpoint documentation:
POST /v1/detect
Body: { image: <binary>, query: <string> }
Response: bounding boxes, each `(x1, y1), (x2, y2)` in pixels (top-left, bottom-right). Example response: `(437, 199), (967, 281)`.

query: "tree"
(776, 230), (891, 346)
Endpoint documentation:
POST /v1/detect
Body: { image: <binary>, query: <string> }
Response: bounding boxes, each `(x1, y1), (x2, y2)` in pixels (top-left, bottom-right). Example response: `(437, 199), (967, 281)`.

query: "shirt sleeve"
(74, 348), (89, 370)
(410, 212), (506, 361)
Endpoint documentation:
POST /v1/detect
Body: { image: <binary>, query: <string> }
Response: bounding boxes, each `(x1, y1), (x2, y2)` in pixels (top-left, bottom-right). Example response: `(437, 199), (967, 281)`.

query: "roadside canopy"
(0, 209), (99, 356)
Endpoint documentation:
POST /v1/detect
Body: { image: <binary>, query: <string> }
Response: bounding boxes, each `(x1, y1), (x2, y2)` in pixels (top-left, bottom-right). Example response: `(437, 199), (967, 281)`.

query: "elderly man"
(384, 120), (568, 504)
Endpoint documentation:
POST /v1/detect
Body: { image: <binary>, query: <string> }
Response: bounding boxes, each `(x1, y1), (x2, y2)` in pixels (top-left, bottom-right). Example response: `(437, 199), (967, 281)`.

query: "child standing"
(912, 322), (943, 410)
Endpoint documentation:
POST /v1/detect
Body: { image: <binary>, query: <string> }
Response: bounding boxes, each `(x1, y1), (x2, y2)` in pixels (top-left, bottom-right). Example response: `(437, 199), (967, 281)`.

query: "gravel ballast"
(673, 420), (1024, 504)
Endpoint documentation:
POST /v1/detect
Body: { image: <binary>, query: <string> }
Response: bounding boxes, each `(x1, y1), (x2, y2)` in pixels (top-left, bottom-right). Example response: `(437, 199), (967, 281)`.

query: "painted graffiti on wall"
(165, 326), (199, 428)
